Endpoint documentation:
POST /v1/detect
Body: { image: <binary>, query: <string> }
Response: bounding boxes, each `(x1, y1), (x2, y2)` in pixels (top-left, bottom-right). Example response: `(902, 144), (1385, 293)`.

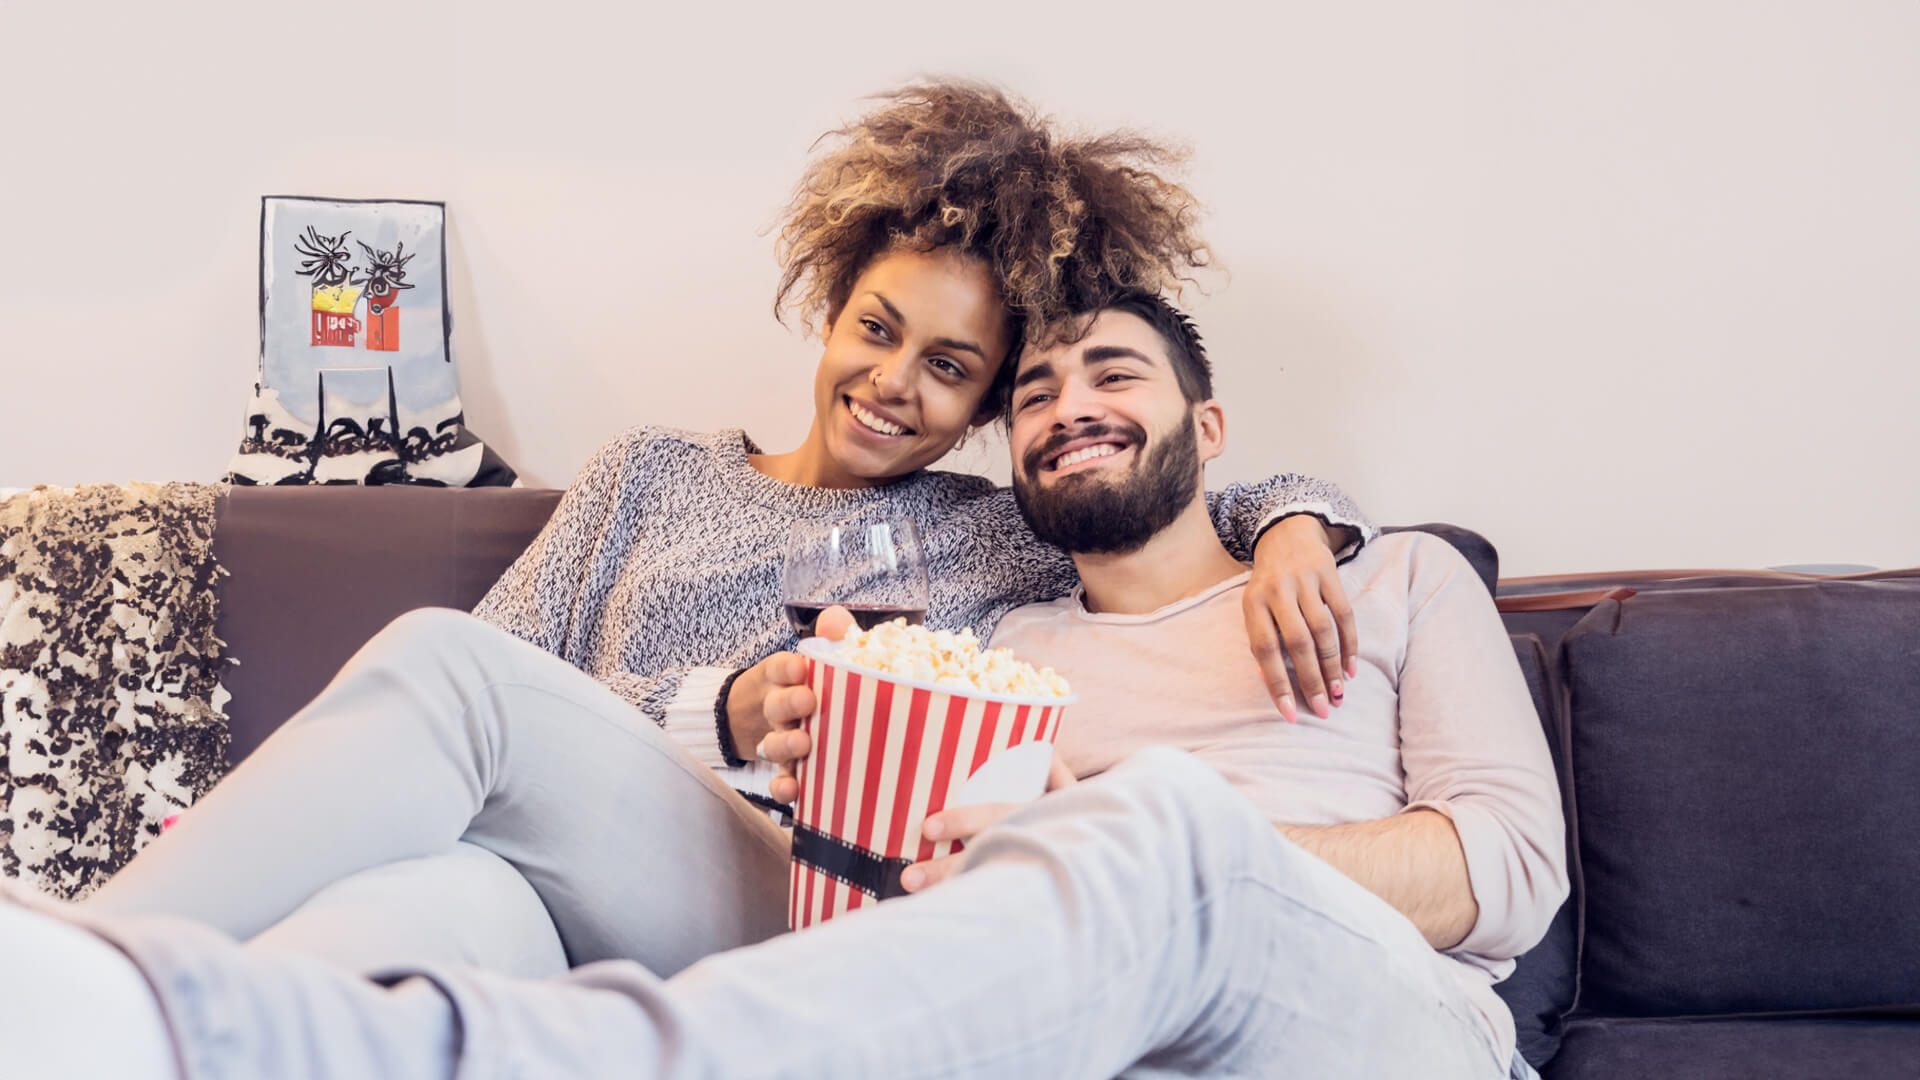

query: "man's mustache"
(1020, 422), (1146, 478)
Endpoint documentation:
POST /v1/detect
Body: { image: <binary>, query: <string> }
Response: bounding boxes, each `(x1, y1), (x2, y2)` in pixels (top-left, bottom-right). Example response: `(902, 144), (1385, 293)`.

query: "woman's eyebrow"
(868, 292), (907, 325)
(931, 336), (986, 360)
(866, 291), (986, 359)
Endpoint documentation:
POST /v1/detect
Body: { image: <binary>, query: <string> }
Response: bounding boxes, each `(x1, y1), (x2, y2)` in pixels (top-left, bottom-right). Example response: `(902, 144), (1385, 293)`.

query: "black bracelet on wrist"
(714, 668), (750, 769)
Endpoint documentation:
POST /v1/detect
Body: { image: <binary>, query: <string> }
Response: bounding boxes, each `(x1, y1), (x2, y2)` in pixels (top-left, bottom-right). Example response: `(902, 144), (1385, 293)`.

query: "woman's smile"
(844, 396), (915, 439)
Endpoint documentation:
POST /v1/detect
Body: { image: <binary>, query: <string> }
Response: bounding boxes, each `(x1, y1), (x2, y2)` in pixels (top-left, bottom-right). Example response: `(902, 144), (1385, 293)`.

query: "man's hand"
(900, 755), (1078, 892)
(756, 606), (857, 804)
(1247, 515), (1360, 722)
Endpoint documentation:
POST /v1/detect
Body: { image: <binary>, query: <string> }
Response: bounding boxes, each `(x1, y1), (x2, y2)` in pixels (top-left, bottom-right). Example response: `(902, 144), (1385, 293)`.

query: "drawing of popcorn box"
(364, 299), (399, 352)
(788, 638), (1073, 929)
(310, 285), (363, 348)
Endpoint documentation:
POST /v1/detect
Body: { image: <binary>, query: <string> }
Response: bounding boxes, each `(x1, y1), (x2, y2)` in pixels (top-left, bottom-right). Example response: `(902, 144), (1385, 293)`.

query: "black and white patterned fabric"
(0, 483), (231, 899)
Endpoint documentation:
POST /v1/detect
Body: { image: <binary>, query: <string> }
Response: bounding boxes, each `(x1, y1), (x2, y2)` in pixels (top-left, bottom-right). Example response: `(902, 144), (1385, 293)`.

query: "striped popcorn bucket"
(788, 638), (1074, 929)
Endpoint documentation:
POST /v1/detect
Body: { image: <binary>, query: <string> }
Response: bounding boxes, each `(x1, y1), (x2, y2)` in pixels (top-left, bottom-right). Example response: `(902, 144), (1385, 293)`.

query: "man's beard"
(1012, 418), (1201, 555)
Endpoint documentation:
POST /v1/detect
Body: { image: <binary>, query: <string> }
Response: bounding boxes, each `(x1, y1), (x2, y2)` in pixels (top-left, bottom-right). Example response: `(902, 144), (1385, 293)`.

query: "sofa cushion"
(1545, 1017), (1920, 1080)
(1562, 579), (1920, 1016)
(1493, 633), (1579, 1069)
(213, 487), (562, 765)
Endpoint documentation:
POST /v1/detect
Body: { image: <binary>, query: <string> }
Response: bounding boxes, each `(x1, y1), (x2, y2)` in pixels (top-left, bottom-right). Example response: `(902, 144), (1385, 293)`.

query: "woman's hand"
(752, 606), (857, 804)
(900, 755), (1077, 892)
(726, 652), (815, 803)
(1247, 515), (1359, 722)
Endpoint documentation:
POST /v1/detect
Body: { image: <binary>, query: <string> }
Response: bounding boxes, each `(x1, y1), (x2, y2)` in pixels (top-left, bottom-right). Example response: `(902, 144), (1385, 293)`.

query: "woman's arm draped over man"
(473, 426), (1378, 805)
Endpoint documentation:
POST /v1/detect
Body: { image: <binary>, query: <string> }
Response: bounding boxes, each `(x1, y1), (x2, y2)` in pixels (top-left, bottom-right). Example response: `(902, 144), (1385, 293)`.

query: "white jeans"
(9, 745), (1507, 1078)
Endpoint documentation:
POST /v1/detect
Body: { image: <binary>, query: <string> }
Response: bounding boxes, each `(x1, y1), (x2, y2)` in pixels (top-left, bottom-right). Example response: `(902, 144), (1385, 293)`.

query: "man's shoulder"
(1345, 529), (1475, 578)
(1344, 529), (1491, 615)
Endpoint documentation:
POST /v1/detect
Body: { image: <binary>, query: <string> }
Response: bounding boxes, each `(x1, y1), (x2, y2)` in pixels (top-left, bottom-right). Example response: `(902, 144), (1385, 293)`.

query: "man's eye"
(1100, 373), (1134, 385)
(1020, 393), (1053, 410)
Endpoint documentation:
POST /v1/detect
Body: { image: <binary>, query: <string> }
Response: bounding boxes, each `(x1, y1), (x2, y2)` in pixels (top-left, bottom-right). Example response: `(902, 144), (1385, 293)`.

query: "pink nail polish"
(1329, 680), (1344, 703)
(1309, 694), (1330, 719)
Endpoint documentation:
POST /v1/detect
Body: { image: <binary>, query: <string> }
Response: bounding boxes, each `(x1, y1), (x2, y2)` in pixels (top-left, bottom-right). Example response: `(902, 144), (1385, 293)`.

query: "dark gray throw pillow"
(1564, 579), (1920, 1016)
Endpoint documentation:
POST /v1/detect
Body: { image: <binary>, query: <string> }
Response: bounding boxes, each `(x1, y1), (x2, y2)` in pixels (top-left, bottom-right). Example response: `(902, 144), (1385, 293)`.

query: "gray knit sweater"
(472, 427), (1374, 799)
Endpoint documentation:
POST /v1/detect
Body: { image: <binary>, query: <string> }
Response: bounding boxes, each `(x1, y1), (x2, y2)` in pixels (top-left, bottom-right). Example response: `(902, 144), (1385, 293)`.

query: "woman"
(83, 83), (1373, 979)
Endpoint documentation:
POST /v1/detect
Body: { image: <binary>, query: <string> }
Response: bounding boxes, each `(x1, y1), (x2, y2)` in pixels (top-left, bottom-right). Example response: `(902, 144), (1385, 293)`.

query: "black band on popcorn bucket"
(791, 823), (916, 901)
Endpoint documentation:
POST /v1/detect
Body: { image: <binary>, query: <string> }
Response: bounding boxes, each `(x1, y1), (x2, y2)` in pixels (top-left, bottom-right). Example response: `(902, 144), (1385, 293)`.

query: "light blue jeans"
(88, 609), (794, 978)
(12, 744), (1510, 1078)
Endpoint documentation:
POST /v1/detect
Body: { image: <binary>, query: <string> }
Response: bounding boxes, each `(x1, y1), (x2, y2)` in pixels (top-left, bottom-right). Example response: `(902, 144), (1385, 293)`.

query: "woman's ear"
(1194, 399), (1228, 464)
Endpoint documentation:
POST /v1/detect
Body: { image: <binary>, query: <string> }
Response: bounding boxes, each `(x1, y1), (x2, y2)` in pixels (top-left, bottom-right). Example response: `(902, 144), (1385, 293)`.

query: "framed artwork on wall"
(227, 196), (514, 486)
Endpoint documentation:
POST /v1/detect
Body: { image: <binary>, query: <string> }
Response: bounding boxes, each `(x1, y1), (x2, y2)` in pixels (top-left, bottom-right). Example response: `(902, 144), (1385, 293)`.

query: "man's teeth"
(1055, 444), (1122, 470)
(849, 401), (907, 436)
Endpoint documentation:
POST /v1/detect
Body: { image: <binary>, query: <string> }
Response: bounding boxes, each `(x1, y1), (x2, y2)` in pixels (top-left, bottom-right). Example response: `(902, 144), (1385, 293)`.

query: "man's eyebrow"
(1082, 344), (1158, 366)
(1014, 360), (1057, 389)
(866, 292), (986, 360)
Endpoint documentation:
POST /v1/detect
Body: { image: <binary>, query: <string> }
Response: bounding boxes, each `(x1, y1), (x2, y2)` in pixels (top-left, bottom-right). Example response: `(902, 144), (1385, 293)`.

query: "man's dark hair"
(1099, 291), (1212, 404)
(1002, 291), (1212, 420)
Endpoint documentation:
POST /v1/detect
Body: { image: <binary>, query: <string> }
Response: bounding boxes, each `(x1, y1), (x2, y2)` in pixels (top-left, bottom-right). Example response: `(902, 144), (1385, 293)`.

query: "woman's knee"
(343, 607), (514, 677)
(373, 607), (493, 651)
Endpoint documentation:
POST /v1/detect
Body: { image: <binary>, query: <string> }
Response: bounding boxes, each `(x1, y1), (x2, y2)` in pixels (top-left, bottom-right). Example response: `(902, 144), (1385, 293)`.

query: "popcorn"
(830, 618), (1071, 699)
(310, 284), (362, 314)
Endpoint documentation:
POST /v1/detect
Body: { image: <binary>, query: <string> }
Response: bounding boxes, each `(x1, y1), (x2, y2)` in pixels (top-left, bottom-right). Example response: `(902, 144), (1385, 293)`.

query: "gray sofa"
(209, 487), (1920, 1078)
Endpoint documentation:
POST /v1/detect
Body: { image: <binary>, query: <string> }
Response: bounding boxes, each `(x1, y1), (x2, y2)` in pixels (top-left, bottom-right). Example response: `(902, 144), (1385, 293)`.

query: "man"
(890, 292), (1566, 1076)
(0, 296), (1562, 1079)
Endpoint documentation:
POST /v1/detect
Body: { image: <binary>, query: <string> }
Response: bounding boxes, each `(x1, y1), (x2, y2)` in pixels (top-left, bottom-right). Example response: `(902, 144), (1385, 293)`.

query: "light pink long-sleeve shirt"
(989, 531), (1568, 1058)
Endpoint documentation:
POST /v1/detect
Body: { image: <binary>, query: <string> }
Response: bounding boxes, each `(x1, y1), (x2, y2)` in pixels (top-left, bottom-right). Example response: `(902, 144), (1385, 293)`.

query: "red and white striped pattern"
(789, 656), (1067, 929)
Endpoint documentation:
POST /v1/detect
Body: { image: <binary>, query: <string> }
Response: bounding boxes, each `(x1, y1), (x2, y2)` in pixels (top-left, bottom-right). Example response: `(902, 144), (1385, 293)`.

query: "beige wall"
(3, 2), (1915, 576)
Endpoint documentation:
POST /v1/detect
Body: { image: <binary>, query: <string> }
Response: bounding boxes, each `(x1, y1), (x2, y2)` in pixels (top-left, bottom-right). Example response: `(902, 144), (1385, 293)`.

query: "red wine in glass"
(783, 517), (931, 640)
(786, 603), (927, 639)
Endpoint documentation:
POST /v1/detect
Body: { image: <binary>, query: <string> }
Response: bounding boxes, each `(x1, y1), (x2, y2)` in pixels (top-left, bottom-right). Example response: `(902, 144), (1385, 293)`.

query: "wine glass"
(782, 516), (930, 639)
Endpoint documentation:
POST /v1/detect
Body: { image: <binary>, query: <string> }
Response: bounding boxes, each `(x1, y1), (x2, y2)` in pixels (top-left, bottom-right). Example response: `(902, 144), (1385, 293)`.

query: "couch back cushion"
(1564, 579), (1920, 1016)
(213, 487), (562, 764)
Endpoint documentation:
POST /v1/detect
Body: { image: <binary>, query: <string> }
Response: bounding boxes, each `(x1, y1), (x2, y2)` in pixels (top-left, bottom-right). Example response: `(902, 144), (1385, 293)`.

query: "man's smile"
(1044, 437), (1134, 476)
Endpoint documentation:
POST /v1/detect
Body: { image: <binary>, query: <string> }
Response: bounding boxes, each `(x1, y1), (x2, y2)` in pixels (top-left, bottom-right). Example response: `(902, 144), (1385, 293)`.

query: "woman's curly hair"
(774, 81), (1211, 358)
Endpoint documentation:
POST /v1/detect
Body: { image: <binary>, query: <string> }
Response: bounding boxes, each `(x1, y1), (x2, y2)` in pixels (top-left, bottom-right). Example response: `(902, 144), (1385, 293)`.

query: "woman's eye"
(928, 356), (964, 377)
(861, 318), (888, 338)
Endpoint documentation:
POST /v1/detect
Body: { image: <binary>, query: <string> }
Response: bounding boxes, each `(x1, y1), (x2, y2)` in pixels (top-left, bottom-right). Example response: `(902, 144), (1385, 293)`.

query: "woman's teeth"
(849, 400), (908, 437)
(1054, 444), (1121, 470)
